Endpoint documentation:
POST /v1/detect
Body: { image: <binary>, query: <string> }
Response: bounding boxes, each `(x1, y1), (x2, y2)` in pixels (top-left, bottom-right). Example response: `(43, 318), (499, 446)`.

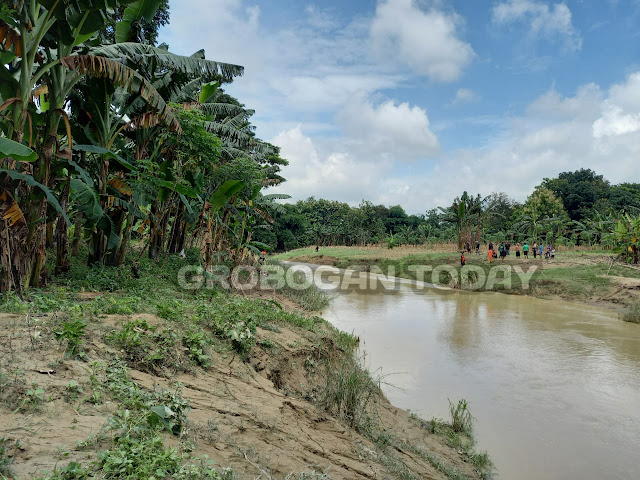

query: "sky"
(159, 0), (640, 214)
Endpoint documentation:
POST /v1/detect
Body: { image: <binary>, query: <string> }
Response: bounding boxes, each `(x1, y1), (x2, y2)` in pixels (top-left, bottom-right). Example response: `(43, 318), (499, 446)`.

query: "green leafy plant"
(182, 329), (212, 367)
(17, 384), (46, 412)
(54, 318), (87, 357)
(39, 461), (91, 480)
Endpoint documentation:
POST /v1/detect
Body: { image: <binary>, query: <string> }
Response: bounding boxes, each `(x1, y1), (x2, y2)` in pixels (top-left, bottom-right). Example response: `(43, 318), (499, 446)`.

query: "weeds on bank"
(408, 401), (493, 479)
(322, 356), (380, 433)
(621, 301), (640, 324)
(15, 383), (47, 413)
(0, 437), (13, 478)
(35, 362), (233, 480)
(449, 399), (474, 433)
(278, 284), (330, 311)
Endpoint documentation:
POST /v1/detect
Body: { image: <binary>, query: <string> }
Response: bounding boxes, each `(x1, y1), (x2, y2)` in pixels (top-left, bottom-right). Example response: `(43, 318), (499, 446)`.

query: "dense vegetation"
(0, 0), (289, 293)
(257, 169), (640, 263)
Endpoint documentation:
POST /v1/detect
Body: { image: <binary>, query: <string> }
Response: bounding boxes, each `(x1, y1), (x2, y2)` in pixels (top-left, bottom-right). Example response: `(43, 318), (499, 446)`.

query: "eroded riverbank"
(0, 282), (489, 480)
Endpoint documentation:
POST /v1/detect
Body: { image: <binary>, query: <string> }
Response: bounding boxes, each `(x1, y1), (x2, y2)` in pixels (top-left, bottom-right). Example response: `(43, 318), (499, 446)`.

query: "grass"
(449, 398), (474, 434)
(409, 405), (494, 479)
(322, 355), (380, 433)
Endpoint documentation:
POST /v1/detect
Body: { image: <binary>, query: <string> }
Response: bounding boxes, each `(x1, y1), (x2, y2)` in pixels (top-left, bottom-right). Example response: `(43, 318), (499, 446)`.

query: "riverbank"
(0, 252), (490, 480)
(274, 246), (640, 312)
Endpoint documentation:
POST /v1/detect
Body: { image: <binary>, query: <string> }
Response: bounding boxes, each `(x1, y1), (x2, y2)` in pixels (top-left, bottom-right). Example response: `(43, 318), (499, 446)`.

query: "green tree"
(542, 169), (611, 221)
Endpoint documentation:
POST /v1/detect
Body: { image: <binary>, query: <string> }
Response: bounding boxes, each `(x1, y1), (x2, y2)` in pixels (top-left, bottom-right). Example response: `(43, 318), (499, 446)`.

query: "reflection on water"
(320, 273), (640, 480)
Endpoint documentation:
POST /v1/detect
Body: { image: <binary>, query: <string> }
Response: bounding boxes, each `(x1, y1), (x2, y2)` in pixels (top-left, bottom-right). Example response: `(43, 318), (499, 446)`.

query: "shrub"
(18, 384), (46, 412)
(621, 301), (640, 324)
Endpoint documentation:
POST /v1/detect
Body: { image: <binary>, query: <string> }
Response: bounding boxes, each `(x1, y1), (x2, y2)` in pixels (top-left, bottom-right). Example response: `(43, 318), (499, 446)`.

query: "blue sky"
(160, 0), (640, 213)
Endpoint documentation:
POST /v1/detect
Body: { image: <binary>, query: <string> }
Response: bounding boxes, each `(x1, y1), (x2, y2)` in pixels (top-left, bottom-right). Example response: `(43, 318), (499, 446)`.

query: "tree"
(439, 192), (483, 249)
(514, 187), (569, 243)
(0, 0), (155, 290)
(542, 169), (610, 221)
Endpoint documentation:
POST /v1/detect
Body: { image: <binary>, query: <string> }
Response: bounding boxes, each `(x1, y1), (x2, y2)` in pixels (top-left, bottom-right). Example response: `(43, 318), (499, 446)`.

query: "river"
(313, 267), (640, 480)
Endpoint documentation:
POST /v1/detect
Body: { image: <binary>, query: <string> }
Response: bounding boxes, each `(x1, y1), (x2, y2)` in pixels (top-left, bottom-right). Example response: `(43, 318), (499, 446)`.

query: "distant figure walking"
(551, 247), (556, 259)
(488, 247), (493, 263)
(466, 241), (471, 254)
(475, 241), (480, 254)
(516, 248), (521, 259)
(523, 242), (529, 258)
(499, 242), (505, 260)
(506, 242), (511, 256)
(315, 245), (319, 252)
(461, 252), (466, 267)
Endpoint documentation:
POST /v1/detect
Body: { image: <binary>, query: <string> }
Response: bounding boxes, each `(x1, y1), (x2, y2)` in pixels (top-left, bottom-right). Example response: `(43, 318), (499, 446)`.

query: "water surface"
(319, 271), (640, 480)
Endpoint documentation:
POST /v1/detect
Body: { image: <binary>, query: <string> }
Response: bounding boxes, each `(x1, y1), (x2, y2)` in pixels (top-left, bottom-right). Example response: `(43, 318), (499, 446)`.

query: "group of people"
(462, 241), (556, 264)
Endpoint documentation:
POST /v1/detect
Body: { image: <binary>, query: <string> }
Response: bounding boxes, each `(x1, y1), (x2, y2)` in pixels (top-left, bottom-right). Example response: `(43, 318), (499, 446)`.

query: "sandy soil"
(0, 301), (483, 480)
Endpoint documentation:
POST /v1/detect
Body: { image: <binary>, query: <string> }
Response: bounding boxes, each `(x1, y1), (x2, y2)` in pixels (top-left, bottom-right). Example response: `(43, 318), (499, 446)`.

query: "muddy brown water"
(312, 267), (640, 480)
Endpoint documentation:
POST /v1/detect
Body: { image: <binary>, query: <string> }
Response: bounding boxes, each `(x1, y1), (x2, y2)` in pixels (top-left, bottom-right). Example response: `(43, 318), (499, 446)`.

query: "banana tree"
(606, 213), (640, 264)
(0, 0), (152, 290)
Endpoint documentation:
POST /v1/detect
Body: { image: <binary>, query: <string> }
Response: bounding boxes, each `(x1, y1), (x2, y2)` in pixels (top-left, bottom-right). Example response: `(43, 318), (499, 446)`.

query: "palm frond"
(91, 43), (244, 82)
(198, 102), (246, 118)
(61, 55), (181, 133)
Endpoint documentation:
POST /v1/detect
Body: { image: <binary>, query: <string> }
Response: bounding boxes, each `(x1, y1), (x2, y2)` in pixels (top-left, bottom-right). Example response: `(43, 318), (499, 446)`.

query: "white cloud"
(593, 105), (640, 138)
(593, 72), (640, 138)
(269, 127), (390, 204)
(608, 72), (640, 111)
(452, 88), (478, 104)
(337, 93), (440, 161)
(492, 0), (582, 51)
(370, 0), (474, 82)
(271, 74), (640, 213)
(269, 74), (400, 113)
(527, 83), (602, 119)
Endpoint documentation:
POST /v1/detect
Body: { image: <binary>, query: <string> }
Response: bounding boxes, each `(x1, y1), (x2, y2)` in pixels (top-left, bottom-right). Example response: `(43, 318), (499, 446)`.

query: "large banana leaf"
(61, 55), (181, 133)
(115, 0), (163, 43)
(210, 180), (245, 212)
(0, 169), (70, 225)
(70, 179), (103, 224)
(0, 137), (38, 162)
(91, 43), (244, 82)
(73, 144), (134, 170)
